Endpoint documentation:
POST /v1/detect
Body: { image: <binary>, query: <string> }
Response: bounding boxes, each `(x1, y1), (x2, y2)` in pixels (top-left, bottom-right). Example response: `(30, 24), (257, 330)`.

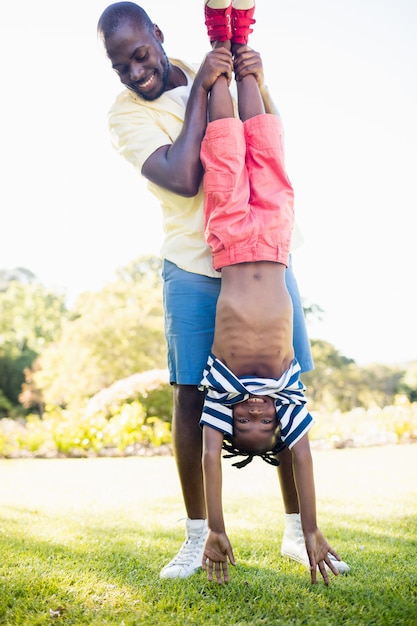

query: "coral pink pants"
(200, 114), (294, 271)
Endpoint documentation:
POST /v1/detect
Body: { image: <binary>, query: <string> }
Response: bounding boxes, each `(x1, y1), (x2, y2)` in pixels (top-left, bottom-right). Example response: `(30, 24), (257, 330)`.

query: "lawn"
(0, 444), (416, 625)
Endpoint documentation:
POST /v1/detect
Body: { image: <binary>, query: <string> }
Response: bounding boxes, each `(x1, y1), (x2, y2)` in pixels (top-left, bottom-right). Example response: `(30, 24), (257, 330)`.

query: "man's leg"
(276, 445), (350, 574)
(159, 262), (218, 579)
(159, 384), (209, 579)
(171, 385), (206, 519)
(285, 258), (314, 373)
(276, 446), (299, 513)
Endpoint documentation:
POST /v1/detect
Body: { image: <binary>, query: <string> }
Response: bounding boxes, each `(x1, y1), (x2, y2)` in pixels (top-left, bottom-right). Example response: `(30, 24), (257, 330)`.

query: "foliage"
(115, 255), (164, 288)
(34, 256), (166, 409)
(3, 256), (415, 424)
(0, 404), (171, 459)
(18, 362), (44, 415)
(301, 339), (354, 412)
(0, 278), (66, 352)
(2, 258), (416, 459)
(0, 447), (416, 625)
(359, 363), (405, 408)
(84, 368), (172, 423)
(302, 340), (406, 412)
(303, 301), (325, 323)
(0, 370), (172, 458)
(0, 275), (66, 412)
(0, 266), (36, 291)
(0, 350), (37, 410)
(400, 360), (417, 402)
(0, 389), (12, 414)
(310, 397), (417, 448)
(2, 394), (417, 459)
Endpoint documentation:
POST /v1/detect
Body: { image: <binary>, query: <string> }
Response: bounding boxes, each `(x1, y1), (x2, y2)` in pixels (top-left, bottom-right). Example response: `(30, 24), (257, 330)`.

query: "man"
(97, 1), (349, 579)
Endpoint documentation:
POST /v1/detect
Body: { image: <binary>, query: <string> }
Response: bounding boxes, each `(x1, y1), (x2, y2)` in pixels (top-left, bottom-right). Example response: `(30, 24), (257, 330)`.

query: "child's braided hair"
(222, 438), (287, 469)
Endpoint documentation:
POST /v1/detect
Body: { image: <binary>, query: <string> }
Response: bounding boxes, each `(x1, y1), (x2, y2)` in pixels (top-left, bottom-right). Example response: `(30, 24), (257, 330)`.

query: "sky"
(1, 0), (416, 367)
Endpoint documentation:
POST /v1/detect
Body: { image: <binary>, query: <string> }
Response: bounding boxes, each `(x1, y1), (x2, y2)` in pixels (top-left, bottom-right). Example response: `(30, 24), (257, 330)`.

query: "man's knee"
(173, 384), (205, 421)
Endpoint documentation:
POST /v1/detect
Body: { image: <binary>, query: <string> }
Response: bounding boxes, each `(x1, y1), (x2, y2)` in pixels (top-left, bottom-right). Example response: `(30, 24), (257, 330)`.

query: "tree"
(0, 274), (66, 413)
(301, 339), (356, 412)
(400, 361), (417, 403)
(303, 302), (324, 324)
(302, 339), (407, 412)
(0, 267), (36, 292)
(35, 256), (166, 409)
(358, 363), (404, 408)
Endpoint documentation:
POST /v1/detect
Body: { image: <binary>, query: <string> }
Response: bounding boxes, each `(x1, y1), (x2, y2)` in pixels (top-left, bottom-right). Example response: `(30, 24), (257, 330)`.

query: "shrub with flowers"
(1, 373), (416, 458)
(0, 370), (172, 458)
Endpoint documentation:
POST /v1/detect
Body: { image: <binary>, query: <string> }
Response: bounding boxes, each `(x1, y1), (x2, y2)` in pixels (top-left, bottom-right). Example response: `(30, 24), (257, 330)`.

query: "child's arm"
(202, 425), (236, 584)
(291, 434), (342, 584)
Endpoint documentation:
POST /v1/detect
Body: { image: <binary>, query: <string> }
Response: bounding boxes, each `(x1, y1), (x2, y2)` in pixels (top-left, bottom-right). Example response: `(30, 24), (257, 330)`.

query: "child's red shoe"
(231, 4), (256, 44)
(204, 2), (232, 42)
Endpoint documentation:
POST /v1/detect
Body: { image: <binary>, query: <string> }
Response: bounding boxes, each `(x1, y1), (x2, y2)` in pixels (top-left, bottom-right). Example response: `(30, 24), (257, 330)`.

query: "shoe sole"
(160, 565), (201, 579)
(281, 550), (350, 574)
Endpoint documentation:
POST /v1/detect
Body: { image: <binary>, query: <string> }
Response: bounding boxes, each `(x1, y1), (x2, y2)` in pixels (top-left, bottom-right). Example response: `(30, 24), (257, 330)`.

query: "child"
(199, 0), (346, 585)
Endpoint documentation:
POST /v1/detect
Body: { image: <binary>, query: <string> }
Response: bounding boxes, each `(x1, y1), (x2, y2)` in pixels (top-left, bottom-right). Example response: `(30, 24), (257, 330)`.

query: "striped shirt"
(199, 354), (314, 449)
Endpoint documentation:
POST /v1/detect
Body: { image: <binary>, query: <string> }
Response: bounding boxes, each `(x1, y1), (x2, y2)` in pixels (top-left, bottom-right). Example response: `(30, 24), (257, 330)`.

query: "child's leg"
(200, 116), (248, 271)
(244, 114), (294, 267)
(208, 40), (234, 121)
(204, 1), (234, 120)
(235, 69), (264, 121)
(201, 3), (250, 271)
(231, 1), (263, 121)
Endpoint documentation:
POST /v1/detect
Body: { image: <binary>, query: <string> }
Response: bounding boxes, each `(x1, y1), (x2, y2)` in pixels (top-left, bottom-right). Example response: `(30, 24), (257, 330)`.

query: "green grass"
(0, 445), (416, 625)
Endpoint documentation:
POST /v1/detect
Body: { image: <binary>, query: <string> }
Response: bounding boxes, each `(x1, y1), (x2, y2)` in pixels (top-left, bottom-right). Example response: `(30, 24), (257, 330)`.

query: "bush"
(0, 370), (173, 458)
(310, 396), (417, 448)
(102, 401), (171, 451)
(2, 371), (417, 458)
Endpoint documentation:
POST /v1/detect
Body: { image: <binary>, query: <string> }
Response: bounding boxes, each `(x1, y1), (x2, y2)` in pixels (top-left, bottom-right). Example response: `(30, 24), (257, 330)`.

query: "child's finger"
(227, 547), (236, 566)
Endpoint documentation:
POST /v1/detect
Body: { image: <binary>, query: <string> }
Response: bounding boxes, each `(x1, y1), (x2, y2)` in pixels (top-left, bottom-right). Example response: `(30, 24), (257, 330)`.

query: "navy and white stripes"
(199, 354), (314, 449)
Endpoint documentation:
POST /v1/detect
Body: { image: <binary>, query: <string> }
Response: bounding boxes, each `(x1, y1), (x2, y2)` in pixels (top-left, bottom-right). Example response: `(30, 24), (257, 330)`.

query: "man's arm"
(142, 47), (234, 197)
(202, 425), (236, 583)
(291, 434), (341, 584)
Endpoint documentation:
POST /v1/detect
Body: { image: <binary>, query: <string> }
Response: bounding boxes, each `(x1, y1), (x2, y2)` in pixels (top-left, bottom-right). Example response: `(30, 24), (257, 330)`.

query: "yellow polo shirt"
(108, 58), (302, 278)
(108, 59), (220, 278)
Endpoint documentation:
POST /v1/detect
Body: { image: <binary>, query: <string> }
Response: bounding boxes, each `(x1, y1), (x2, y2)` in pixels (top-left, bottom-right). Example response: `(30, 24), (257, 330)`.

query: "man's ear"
(153, 23), (164, 43)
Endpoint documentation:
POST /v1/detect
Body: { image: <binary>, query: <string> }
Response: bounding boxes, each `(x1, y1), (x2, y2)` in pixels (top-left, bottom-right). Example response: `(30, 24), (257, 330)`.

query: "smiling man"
(104, 16), (176, 101)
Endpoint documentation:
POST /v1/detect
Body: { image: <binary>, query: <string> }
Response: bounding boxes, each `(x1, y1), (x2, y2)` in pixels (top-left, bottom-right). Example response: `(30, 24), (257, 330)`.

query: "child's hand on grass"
(202, 530), (236, 584)
(305, 528), (341, 585)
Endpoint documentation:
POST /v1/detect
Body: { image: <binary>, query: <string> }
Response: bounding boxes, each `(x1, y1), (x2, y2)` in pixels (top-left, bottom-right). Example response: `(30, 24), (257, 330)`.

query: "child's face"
(232, 395), (278, 452)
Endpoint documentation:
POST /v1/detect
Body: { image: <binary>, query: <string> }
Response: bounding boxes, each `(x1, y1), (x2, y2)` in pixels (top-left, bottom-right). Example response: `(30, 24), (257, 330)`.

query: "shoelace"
(169, 535), (206, 565)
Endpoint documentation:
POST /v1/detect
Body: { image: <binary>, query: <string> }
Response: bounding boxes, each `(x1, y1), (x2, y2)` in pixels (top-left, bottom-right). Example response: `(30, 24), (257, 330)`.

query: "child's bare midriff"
(211, 261), (294, 378)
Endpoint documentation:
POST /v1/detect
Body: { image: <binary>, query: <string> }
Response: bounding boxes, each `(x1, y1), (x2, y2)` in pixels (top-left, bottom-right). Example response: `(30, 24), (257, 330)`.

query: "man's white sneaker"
(281, 513), (350, 574)
(160, 519), (208, 579)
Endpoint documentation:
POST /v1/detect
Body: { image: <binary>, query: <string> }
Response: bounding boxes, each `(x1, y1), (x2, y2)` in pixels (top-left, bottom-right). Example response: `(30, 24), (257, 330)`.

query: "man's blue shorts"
(162, 258), (314, 386)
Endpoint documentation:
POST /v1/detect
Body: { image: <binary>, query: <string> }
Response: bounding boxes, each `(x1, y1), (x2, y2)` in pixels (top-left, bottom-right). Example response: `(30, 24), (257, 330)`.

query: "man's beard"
(131, 46), (170, 102)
